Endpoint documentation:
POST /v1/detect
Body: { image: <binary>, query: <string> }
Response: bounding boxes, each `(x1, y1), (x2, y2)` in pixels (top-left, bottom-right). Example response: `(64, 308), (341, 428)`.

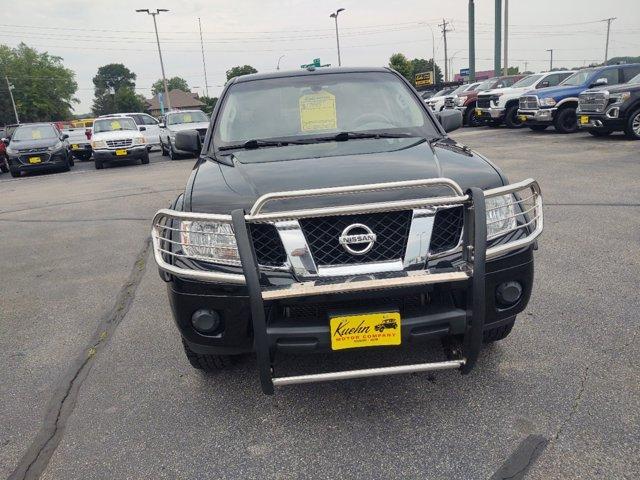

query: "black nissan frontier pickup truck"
(152, 67), (543, 395)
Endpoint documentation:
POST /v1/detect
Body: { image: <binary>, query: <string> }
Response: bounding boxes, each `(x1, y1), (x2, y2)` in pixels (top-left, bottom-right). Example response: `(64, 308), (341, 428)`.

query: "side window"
(502, 78), (515, 87)
(623, 65), (640, 82)
(598, 68), (620, 86)
(143, 115), (158, 126)
(541, 73), (565, 87)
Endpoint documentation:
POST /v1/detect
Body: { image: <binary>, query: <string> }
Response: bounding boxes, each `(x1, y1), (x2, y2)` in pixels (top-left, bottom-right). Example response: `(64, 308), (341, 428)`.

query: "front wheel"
(624, 109), (640, 140)
(95, 159), (104, 170)
(465, 105), (481, 127)
(141, 151), (150, 164)
(181, 339), (234, 372)
(504, 105), (525, 129)
(160, 140), (168, 156)
(10, 168), (20, 178)
(169, 141), (179, 160)
(0, 156), (8, 173)
(67, 153), (74, 167)
(553, 107), (578, 134)
(60, 157), (71, 172)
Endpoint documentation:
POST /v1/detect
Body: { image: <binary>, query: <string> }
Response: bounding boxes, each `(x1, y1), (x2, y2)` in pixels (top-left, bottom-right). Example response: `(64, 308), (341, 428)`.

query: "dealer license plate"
(476, 108), (482, 116)
(115, 149), (127, 156)
(518, 115), (528, 122)
(579, 115), (589, 125)
(71, 144), (79, 150)
(28, 156), (41, 164)
(330, 311), (401, 351)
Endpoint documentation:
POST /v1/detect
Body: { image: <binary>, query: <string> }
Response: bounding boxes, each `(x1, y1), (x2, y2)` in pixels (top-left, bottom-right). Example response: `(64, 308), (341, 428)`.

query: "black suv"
(152, 67), (543, 395)
(578, 72), (640, 139)
(4, 123), (74, 177)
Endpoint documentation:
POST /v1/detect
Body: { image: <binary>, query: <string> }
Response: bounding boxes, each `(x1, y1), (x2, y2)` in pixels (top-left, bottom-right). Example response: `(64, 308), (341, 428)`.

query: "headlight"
(486, 194), (517, 240)
(48, 141), (63, 152)
(6, 146), (15, 155)
(456, 96), (468, 106)
(133, 136), (146, 145)
(538, 97), (556, 107)
(180, 221), (240, 265)
(92, 140), (106, 149)
(610, 92), (630, 103)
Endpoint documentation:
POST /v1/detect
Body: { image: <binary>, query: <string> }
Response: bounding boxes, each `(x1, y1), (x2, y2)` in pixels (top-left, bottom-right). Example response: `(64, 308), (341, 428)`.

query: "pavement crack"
(552, 364), (591, 443)
(7, 237), (151, 480)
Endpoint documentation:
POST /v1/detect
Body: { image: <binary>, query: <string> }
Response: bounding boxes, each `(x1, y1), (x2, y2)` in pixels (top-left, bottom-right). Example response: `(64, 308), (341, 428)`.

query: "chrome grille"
(299, 211), (412, 266)
(106, 138), (133, 148)
(444, 96), (456, 108)
(519, 96), (538, 110)
(579, 92), (607, 113)
(477, 96), (491, 109)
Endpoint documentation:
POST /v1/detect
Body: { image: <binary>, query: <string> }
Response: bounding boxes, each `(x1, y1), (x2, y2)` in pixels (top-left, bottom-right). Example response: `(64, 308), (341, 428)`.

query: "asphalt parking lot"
(1, 129), (639, 480)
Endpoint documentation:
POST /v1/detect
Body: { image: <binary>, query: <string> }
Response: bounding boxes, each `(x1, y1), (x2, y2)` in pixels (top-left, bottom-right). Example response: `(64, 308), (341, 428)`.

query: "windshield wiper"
(331, 131), (415, 142)
(217, 138), (311, 151)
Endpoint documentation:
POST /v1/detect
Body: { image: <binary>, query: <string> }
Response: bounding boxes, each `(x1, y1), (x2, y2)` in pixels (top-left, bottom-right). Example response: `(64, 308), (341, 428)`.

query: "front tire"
(67, 153), (74, 167)
(169, 140), (179, 160)
(95, 159), (104, 169)
(553, 107), (578, 134)
(141, 151), (150, 164)
(181, 339), (234, 372)
(60, 157), (71, 172)
(504, 104), (525, 129)
(10, 168), (20, 178)
(0, 156), (8, 173)
(160, 140), (168, 156)
(624, 109), (640, 140)
(465, 105), (481, 127)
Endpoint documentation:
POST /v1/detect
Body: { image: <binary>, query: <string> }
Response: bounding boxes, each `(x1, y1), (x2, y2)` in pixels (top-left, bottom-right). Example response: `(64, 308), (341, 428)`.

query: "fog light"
(191, 309), (222, 334)
(496, 281), (522, 307)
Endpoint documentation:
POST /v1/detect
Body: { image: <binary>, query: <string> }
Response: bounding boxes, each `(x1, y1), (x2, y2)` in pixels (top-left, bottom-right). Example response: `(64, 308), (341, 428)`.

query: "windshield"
(93, 118), (138, 133)
(450, 84), (469, 95)
(167, 111), (208, 125)
(561, 70), (592, 86)
(432, 87), (455, 97)
(476, 78), (497, 91)
(629, 73), (640, 85)
(12, 125), (58, 141)
(512, 74), (544, 88)
(213, 72), (436, 150)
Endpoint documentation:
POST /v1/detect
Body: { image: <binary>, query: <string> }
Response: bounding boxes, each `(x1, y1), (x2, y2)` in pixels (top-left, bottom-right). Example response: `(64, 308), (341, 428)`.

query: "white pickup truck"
(475, 71), (574, 128)
(61, 122), (93, 161)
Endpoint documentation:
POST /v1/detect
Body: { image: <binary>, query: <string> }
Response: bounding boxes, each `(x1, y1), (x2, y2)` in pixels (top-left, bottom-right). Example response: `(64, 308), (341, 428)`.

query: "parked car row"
(1, 109), (211, 176)
(434, 63), (640, 138)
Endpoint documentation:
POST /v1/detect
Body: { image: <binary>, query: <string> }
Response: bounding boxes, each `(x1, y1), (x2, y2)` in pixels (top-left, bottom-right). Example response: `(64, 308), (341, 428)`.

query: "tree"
(389, 53), (413, 82)
(506, 66), (520, 75)
(91, 64), (142, 115)
(0, 43), (78, 124)
(226, 65), (257, 81)
(199, 95), (218, 114)
(151, 76), (190, 96)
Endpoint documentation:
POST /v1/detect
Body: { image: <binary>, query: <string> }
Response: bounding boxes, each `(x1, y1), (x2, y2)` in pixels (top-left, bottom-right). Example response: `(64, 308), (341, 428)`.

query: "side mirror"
(139, 126), (147, 132)
(174, 130), (201, 154)
(436, 109), (463, 133)
(1, 138), (9, 145)
(591, 77), (608, 87)
(158, 122), (166, 128)
(537, 81), (550, 88)
(62, 134), (69, 140)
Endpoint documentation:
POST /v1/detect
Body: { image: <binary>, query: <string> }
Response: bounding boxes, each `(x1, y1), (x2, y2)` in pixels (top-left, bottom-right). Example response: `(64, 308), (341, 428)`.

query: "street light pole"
(198, 17), (209, 98)
(277, 55), (285, 70)
(426, 23), (436, 86)
(546, 49), (554, 71)
(136, 8), (172, 111)
(5, 75), (19, 123)
(329, 8), (345, 66)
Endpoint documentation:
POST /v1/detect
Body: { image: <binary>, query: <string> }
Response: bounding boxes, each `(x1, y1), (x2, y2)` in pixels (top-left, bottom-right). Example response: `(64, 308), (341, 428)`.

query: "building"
(145, 89), (205, 117)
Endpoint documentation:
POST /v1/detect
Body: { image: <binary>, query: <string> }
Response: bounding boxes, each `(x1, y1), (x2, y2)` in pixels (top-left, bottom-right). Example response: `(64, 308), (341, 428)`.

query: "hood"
(8, 137), (59, 150)
(480, 86), (529, 97)
(167, 122), (209, 133)
(189, 139), (505, 214)
(583, 83), (640, 94)
(92, 130), (143, 141)
(524, 84), (582, 99)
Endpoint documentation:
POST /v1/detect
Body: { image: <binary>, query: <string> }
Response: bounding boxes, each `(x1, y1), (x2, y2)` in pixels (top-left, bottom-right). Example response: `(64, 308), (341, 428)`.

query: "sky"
(3, 0), (640, 114)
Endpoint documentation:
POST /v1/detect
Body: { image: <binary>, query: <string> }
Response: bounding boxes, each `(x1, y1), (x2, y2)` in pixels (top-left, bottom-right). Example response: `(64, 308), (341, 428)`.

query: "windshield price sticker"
(110, 121), (121, 130)
(31, 130), (42, 139)
(183, 114), (192, 123)
(299, 90), (337, 132)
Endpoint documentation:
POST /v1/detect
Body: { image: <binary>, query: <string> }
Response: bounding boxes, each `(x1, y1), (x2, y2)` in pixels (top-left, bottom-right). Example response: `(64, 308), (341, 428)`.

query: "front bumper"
(576, 112), (625, 131)
(517, 108), (555, 125)
(93, 146), (146, 161)
(8, 150), (68, 171)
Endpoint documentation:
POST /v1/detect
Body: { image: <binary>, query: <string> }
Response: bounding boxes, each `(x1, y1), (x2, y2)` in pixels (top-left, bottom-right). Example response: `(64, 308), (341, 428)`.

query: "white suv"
(91, 117), (149, 169)
(99, 112), (161, 150)
(159, 110), (209, 160)
(476, 71), (573, 128)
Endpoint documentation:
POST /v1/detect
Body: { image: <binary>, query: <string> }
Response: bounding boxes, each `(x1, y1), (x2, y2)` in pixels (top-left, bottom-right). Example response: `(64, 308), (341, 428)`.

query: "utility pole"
(494, 0), (502, 76)
(198, 17), (209, 98)
(136, 9), (172, 111)
(5, 75), (19, 123)
(503, 0), (509, 76)
(439, 19), (452, 82)
(426, 24), (436, 86)
(546, 49), (554, 71)
(603, 17), (616, 64)
(329, 9), (345, 66)
(524, 61), (528, 72)
(469, 0), (475, 82)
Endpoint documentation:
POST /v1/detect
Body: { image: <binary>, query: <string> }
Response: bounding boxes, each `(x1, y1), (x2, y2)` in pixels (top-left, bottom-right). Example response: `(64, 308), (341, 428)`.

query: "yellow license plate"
(28, 156), (41, 164)
(580, 115), (589, 125)
(115, 149), (127, 156)
(518, 115), (528, 122)
(476, 108), (482, 116)
(71, 144), (79, 150)
(330, 311), (401, 351)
